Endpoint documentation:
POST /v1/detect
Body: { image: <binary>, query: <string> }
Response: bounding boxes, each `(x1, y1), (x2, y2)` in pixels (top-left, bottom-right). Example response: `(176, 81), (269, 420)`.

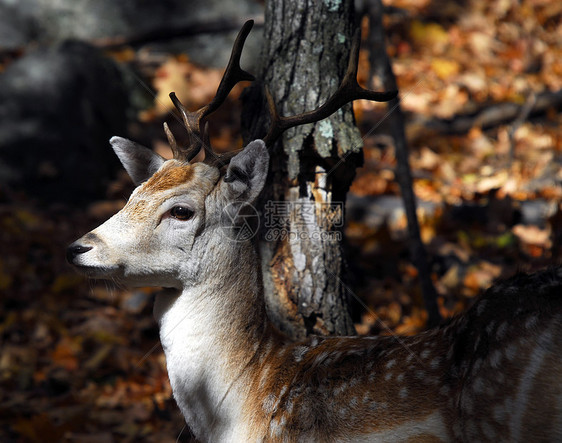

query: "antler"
(165, 19), (255, 164)
(262, 28), (398, 147)
(165, 22), (397, 165)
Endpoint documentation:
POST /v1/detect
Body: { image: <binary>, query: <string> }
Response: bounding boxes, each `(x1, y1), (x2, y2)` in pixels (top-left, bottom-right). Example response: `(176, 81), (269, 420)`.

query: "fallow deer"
(67, 21), (562, 442)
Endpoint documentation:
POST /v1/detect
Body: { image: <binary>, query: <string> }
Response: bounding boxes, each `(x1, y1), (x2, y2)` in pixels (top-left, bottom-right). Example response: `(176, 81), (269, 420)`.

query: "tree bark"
(242, 0), (360, 339)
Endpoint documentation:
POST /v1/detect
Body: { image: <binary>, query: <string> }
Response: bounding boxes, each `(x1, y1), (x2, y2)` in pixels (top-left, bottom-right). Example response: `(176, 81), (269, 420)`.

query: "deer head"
(66, 19), (396, 290)
(67, 136), (268, 286)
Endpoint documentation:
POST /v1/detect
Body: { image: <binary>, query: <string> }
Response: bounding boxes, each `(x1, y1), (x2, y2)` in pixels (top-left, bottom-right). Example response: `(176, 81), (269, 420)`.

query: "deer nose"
(66, 243), (93, 264)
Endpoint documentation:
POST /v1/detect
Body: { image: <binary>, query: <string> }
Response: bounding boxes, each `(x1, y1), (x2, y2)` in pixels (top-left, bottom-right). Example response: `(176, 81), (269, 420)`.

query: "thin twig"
(366, 0), (441, 327)
(508, 91), (537, 163)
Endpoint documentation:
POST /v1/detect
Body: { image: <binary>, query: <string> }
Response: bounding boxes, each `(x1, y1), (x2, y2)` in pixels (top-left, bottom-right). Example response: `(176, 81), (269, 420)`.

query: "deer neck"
(153, 240), (270, 441)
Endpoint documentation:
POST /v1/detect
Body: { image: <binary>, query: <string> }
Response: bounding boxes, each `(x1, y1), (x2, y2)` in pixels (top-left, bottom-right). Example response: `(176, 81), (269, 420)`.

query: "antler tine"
(166, 20), (256, 163)
(263, 28), (398, 147)
(163, 122), (181, 159)
(168, 92), (206, 162)
(263, 87), (284, 148)
(203, 19), (255, 119)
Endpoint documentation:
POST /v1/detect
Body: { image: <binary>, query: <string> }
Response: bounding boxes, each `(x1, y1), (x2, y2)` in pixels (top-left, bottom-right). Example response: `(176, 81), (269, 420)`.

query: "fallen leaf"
(51, 336), (82, 371)
(410, 21), (449, 51)
(512, 224), (551, 247)
(431, 58), (460, 80)
(463, 262), (502, 295)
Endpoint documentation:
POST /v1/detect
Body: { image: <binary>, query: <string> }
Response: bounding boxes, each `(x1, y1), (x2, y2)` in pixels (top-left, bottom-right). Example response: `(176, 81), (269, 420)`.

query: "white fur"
(352, 412), (447, 442)
(154, 288), (252, 441)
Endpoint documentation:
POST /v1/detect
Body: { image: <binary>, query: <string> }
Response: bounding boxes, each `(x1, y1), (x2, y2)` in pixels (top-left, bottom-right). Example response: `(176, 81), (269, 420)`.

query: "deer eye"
(169, 206), (194, 221)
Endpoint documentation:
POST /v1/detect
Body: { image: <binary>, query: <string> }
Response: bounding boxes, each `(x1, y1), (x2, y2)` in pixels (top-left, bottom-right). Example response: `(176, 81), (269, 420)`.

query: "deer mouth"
(69, 260), (121, 279)
(67, 242), (120, 278)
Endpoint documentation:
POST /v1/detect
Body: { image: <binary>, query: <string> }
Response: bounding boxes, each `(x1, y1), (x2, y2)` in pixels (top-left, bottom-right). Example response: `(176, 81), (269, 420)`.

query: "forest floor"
(1, 0), (561, 441)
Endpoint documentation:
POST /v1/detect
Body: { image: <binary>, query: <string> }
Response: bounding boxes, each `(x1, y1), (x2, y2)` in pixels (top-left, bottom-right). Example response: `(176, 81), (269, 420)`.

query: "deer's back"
(243, 268), (562, 442)
(445, 267), (562, 441)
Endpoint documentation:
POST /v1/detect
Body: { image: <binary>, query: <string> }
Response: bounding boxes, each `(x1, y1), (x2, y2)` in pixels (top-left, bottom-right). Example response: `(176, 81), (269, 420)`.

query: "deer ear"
(223, 139), (269, 203)
(110, 136), (166, 185)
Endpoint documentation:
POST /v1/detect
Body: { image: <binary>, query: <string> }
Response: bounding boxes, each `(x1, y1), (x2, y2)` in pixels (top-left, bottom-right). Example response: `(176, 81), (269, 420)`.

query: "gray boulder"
(0, 0), (263, 68)
(0, 40), (129, 204)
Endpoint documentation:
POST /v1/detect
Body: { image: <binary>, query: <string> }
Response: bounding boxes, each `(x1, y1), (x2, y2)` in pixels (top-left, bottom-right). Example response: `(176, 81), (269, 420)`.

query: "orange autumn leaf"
(431, 58), (460, 80)
(51, 337), (82, 371)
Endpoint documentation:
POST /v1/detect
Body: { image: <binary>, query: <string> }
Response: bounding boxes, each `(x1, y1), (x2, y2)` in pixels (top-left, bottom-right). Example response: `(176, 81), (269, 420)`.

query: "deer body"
(154, 254), (562, 442)
(68, 137), (562, 442)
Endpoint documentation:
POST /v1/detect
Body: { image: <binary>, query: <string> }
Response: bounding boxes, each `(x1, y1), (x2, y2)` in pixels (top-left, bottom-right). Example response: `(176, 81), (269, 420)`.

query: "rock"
(0, 40), (129, 204)
(0, 2), (37, 50)
(0, 0), (264, 68)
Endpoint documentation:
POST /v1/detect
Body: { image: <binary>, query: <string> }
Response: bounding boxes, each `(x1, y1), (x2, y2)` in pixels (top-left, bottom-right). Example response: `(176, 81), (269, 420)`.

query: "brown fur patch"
(122, 198), (150, 222)
(142, 162), (194, 193)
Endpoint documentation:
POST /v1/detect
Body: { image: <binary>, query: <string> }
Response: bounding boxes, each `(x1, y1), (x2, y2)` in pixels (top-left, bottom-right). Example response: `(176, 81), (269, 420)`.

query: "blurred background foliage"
(0, 0), (561, 441)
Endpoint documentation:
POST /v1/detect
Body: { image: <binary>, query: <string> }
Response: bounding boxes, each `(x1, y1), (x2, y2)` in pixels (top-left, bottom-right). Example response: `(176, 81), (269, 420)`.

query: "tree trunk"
(242, 0), (360, 339)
